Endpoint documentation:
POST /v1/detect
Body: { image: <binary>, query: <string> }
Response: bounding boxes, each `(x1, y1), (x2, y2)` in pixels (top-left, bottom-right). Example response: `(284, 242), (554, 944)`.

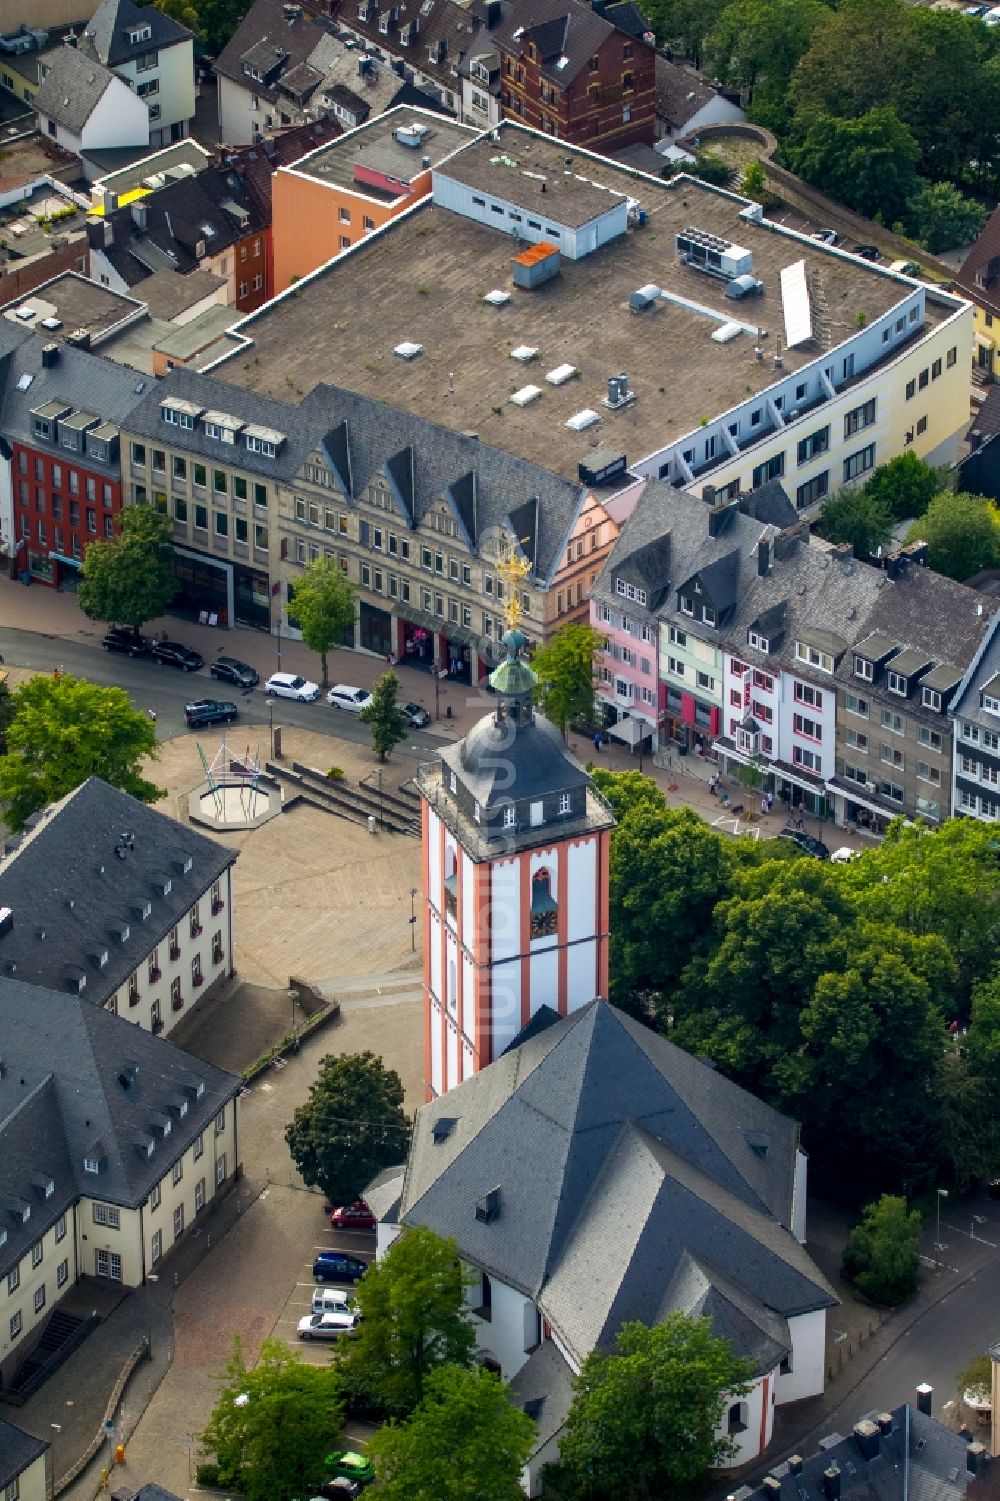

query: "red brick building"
(488, 0), (656, 150)
(4, 341), (150, 588)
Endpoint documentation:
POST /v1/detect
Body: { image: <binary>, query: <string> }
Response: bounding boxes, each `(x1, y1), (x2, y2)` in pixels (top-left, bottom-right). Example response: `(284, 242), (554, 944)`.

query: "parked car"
(297, 1311), (359, 1341)
(965, 5), (989, 15)
(311, 1287), (358, 1316)
(326, 684), (373, 712)
(265, 672), (320, 702)
(312, 1250), (370, 1283)
(324, 1453), (375, 1486)
(211, 656), (260, 689)
(830, 846), (859, 864)
(400, 702), (431, 729)
(102, 627), (150, 657)
(811, 228), (838, 245)
(313, 1481), (362, 1500)
(151, 640), (205, 671)
(852, 244), (882, 261)
(185, 698), (239, 729)
(777, 829), (831, 860)
(329, 1200), (376, 1231)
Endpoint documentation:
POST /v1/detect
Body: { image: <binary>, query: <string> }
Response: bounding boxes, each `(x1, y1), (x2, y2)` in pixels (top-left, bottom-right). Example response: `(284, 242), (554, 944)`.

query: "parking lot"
(271, 1212), (376, 1367)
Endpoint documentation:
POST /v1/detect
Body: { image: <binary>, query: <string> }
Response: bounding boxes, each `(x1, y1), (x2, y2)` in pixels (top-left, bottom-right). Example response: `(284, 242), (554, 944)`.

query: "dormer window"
(748, 631), (769, 653)
(680, 595), (694, 616)
(502, 805), (516, 828)
(854, 655), (873, 681)
(703, 606), (716, 627)
(983, 691), (1000, 717)
(472, 58), (490, 82)
(84, 1155), (100, 1174)
(615, 578), (647, 606)
(204, 422), (236, 444)
(379, 11), (389, 32)
(921, 686), (942, 712)
(887, 670), (908, 697)
(795, 642), (833, 673)
(128, 23), (152, 43)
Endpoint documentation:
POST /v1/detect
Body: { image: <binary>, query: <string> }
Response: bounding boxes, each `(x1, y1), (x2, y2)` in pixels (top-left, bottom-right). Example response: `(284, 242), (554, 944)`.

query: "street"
(0, 623), (448, 754)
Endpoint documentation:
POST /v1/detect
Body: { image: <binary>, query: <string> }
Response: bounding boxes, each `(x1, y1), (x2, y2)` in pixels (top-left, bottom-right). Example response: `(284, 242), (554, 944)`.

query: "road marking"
(942, 1221), (998, 1248)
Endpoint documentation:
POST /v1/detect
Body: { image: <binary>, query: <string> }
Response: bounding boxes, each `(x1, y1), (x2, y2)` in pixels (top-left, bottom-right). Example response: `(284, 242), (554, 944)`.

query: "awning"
(976, 331), (995, 350)
(48, 551), (82, 569)
(770, 762), (827, 798)
(608, 714), (652, 746)
(827, 779), (910, 823)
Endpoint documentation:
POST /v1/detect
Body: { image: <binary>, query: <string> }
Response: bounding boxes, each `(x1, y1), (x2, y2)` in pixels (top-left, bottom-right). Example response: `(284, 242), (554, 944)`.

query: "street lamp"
(935, 1188), (949, 1250)
(409, 887), (418, 951)
(145, 1271), (159, 1356)
(265, 697), (274, 760)
(433, 659), (441, 722)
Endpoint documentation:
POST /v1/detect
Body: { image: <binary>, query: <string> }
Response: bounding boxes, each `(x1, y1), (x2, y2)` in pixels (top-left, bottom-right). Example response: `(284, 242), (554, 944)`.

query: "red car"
(329, 1200), (376, 1231)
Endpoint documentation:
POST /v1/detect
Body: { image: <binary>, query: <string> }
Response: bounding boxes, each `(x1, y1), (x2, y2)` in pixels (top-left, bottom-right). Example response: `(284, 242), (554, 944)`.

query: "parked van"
(312, 1287), (357, 1316)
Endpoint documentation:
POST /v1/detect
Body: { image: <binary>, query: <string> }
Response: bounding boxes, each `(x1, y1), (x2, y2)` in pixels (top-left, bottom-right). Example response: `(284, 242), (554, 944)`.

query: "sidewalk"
(0, 579), (876, 855)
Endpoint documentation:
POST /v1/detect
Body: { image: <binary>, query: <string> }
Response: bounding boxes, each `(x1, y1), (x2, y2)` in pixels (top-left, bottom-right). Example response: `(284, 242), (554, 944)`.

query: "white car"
(265, 672), (321, 702)
(297, 1310), (359, 1341)
(326, 684), (373, 712)
(311, 1287), (357, 1316)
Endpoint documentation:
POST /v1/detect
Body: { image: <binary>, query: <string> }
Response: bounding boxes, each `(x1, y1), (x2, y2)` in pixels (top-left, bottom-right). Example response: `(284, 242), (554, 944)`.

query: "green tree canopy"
(0, 678), (13, 756)
(0, 674), (162, 831)
(842, 1194), (921, 1304)
(815, 489), (893, 558)
(338, 1226), (476, 1417)
(288, 556), (356, 688)
(550, 1316), (752, 1500)
(957, 1353), (992, 1403)
(78, 503), (177, 631)
(641, 0), (720, 61)
(788, 106), (919, 221)
(532, 623), (604, 737)
(369, 1365), (534, 1501)
(706, 0), (826, 104)
(285, 1050), (409, 1207)
(907, 180), (987, 253)
(199, 1336), (344, 1501)
(860, 452), (941, 522)
(358, 669), (409, 762)
(907, 491), (1000, 581)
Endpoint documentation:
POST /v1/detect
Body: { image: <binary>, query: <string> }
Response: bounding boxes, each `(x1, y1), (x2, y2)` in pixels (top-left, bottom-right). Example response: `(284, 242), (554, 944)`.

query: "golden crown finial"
(497, 536), (532, 631)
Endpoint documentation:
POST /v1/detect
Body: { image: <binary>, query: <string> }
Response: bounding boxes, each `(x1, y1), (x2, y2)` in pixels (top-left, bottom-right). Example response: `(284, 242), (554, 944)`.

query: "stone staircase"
(266, 761), (421, 836)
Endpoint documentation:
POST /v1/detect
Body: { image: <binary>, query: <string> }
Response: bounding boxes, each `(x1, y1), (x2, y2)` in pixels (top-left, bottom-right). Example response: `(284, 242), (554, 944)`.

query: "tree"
(861, 452), (941, 521)
(0, 678), (13, 756)
(358, 669), (409, 762)
(0, 674), (163, 832)
(740, 160), (767, 199)
(788, 107), (919, 222)
(907, 491), (1000, 581)
(706, 0), (826, 105)
(197, 0), (248, 50)
(288, 556), (356, 689)
(285, 1051), (410, 1207)
(842, 1194), (921, 1304)
(532, 623), (604, 737)
(337, 1226), (476, 1416)
(815, 489), (892, 557)
(78, 503), (177, 631)
(957, 1353), (992, 1403)
(369, 1365), (534, 1501)
(551, 1316), (752, 1500)
(144, 0), (199, 27)
(199, 1337), (344, 1501)
(907, 180), (987, 253)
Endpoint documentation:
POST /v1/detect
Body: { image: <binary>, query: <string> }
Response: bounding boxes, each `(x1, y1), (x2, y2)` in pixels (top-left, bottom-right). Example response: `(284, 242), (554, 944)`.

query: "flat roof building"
(218, 122), (972, 510)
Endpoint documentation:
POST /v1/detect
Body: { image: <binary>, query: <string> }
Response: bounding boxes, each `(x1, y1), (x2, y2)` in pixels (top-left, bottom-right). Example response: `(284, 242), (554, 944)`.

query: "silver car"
(265, 672), (321, 702)
(326, 684), (373, 712)
(297, 1311), (359, 1341)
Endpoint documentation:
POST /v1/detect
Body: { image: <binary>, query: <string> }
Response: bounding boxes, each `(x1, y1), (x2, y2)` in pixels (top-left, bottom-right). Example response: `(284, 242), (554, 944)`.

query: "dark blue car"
(313, 1251), (369, 1283)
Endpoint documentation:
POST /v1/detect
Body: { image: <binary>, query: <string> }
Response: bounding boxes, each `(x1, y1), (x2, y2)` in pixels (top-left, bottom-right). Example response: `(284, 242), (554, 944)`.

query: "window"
(215, 1107), (226, 1136)
(680, 595), (694, 616)
(30, 1240), (42, 1268)
(151, 1229), (162, 1265)
(151, 1182), (161, 1210)
(84, 1156), (100, 1175)
(844, 399), (876, 437)
(881, 708), (905, 734)
(918, 725), (942, 751)
(919, 368), (929, 390)
(7, 1267), (19, 1293)
(93, 1203), (120, 1229)
(853, 655), (874, 681)
(57, 1258), (68, 1289)
(922, 686), (943, 713)
(213, 470), (226, 495)
(793, 713), (821, 740)
(530, 869), (558, 938)
(916, 415), (927, 436)
(947, 346), (957, 368)
(752, 453), (784, 487)
(846, 728), (868, 752)
(130, 442), (146, 466)
(796, 472), (829, 510)
(880, 779), (904, 803)
(881, 743), (904, 769)
(753, 669), (773, 692)
(9, 1311), (21, 1340)
(172, 1160), (183, 1187)
(918, 761), (941, 785)
(173, 1205), (184, 1240)
(669, 626), (686, 647)
(55, 1214), (66, 1243)
(887, 670), (908, 696)
(794, 682), (822, 710)
(793, 745), (820, 772)
(932, 357), (942, 380)
(843, 444), (876, 481)
(794, 642), (833, 673)
(906, 378), (916, 400)
(615, 578), (647, 606)
(846, 691), (869, 718)
(668, 656), (684, 677)
(216, 1154), (227, 1186)
(728, 1402), (748, 1435)
(33, 1285), (45, 1314)
(195, 1178), (206, 1213)
(696, 671), (715, 692)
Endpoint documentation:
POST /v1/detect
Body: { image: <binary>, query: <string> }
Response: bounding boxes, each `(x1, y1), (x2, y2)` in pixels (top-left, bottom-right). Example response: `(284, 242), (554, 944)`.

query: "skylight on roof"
(509, 384), (541, 406)
(394, 341), (423, 360)
(565, 408), (600, 432)
(510, 345), (538, 362)
(546, 363), (577, 386)
(16, 373), (33, 391)
(555, 54), (569, 68)
(483, 289), (511, 307)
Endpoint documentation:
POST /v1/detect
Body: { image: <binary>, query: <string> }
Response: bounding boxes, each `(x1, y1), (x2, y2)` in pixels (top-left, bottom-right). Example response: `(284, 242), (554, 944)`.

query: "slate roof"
(967, 386), (1000, 446)
(213, 120), (342, 221)
(509, 1339), (575, 1456)
(99, 167), (266, 287)
(396, 1001), (833, 1372)
(0, 778), (236, 1010)
(124, 366), (589, 584)
(654, 55), (718, 130)
(364, 1164), (404, 1224)
(215, 0), (337, 108)
(746, 1402), (983, 1500)
(602, 0), (653, 40)
(33, 47), (123, 136)
(487, 0), (629, 85)
(338, 0), (482, 97)
(440, 709), (592, 814)
(738, 478), (798, 529)
(951, 620), (1000, 733)
(0, 332), (152, 453)
(81, 0), (192, 66)
(0, 977), (239, 1280)
(0, 1419), (48, 1492)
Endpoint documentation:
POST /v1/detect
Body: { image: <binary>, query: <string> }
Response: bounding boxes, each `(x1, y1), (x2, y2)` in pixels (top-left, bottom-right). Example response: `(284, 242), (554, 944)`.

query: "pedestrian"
(147, 708), (157, 723)
(593, 732), (602, 753)
(709, 772), (718, 796)
(760, 796), (767, 816)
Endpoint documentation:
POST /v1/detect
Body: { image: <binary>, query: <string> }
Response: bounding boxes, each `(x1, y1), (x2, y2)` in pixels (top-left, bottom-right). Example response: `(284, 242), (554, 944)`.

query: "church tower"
(416, 567), (615, 1099)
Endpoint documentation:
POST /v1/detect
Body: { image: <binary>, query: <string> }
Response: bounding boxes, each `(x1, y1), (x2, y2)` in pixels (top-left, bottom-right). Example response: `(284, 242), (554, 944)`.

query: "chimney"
(822, 1466), (841, 1501)
(853, 1419), (880, 1462)
(708, 500), (737, 537)
(102, 189), (118, 216)
(757, 537), (770, 576)
(131, 200), (147, 231)
(876, 1413), (893, 1436)
(916, 1383), (933, 1416)
(787, 1456), (803, 1476)
(968, 1441), (988, 1475)
(41, 343), (59, 369)
(760, 1479), (781, 1499)
(702, 482), (717, 506)
(485, 0), (501, 23)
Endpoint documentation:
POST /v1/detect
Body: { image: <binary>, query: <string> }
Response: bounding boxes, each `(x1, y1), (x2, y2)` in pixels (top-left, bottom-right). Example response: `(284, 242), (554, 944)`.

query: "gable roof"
(337, 0), (481, 96)
(213, 119), (342, 220)
(215, 0), (338, 106)
(0, 1419), (48, 1492)
(957, 203), (1000, 319)
(396, 1001), (832, 1372)
(0, 777), (236, 1009)
(602, 0), (653, 39)
(33, 47), (124, 135)
(0, 332), (152, 451)
(488, 0), (635, 86)
(654, 55), (717, 130)
(0, 977), (239, 1279)
(100, 166), (266, 286)
(82, 0), (192, 66)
